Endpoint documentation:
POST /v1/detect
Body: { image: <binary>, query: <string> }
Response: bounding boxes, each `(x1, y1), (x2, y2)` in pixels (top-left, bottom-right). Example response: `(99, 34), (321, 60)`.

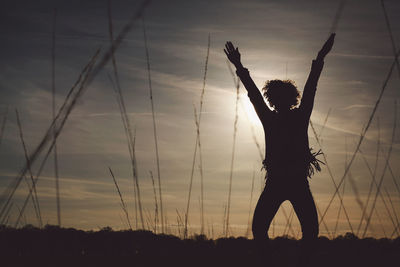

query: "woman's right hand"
(224, 41), (242, 68)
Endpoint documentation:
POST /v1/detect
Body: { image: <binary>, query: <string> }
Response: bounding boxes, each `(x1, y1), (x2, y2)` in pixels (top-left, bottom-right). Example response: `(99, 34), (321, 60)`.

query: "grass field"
(1, 225), (399, 267)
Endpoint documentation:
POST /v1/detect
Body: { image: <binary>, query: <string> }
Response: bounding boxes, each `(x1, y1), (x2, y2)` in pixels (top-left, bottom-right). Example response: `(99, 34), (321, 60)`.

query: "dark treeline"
(1, 225), (399, 267)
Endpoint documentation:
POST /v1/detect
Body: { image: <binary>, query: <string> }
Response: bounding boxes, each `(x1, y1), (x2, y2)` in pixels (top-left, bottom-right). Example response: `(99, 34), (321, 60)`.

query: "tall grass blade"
(384, 186), (399, 233)
(380, 0), (400, 79)
(284, 208), (295, 236)
(356, 119), (381, 235)
(317, 49), (400, 227)
(0, 1), (150, 214)
(318, 108), (332, 141)
(193, 105), (205, 234)
(184, 34), (210, 238)
(150, 171), (158, 233)
(142, 17), (164, 233)
(333, 139), (348, 236)
(280, 204), (295, 237)
(374, 207), (387, 238)
(310, 120), (353, 232)
(0, 50), (100, 222)
(176, 209), (183, 238)
(245, 169), (255, 238)
(108, 74), (139, 229)
(357, 146), (398, 235)
(315, 203), (331, 239)
(15, 109), (42, 227)
(0, 105), (8, 148)
(51, 8), (61, 227)
(362, 102), (397, 237)
(107, 0), (144, 229)
(225, 74), (240, 237)
(1, 202), (12, 225)
(380, 147), (400, 196)
(108, 167), (132, 230)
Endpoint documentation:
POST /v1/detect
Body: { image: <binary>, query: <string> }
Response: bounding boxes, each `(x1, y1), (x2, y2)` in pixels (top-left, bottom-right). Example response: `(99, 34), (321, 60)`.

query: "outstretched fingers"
(225, 41), (235, 53)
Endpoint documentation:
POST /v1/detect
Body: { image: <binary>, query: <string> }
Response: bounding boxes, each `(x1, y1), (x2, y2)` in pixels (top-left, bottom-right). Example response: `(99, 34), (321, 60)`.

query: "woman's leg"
(290, 182), (319, 266)
(252, 181), (284, 241)
(290, 182), (318, 240)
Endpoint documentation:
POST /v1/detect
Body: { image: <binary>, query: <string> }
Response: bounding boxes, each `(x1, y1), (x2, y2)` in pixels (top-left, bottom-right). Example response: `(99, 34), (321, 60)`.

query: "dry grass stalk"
(1, 0), (151, 216)
(1, 202), (13, 225)
(357, 146), (398, 236)
(380, 147), (400, 196)
(0, 49), (100, 222)
(107, 0), (144, 230)
(362, 102), (397, 237)
(142, 17), (164, 233)
(51, 8), (61, 227)
(347, 171), (365, 225)
(15, 109), (42, 227)
(317, 108), (332, 141)
(1, 2), (150, 219)
(222, 203), (227, 237)
(384, 187), (400, 232)
(109, 167), (132, 230)
(192, 105), (205, 234)
(363, 155), (398, 235)
(198, 34), (210, 236)
(333, 139), (348, 236)
(15, 205), (26, 227)
(374, 208), (387, 238)
(144, 207), (154, 230)
(149, 171), (158, 233)
(184, 34), (210, 238)
(380, 0), (400, 79)
(280, 204), (296, 237)
(391, 222), (400, 238)
(284, 208), (295, 236)
(315, 204), (331, 239)
(356, 119), (381, 236)
(0, 105), (8, 148)
(310, 120), (353, 233)
(176, 209), (184, 238)
(86, 0), (150, 87)
(131, 128), (143, 229)
(225, 73), (240, 237)
(318, 48), (400, 227)
(108, 74), (139, 228)
(245, 169), (255, 238)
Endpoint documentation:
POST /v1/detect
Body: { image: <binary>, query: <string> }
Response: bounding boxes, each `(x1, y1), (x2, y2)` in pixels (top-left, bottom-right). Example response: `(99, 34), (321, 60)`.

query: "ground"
(1, 225), (398, 267)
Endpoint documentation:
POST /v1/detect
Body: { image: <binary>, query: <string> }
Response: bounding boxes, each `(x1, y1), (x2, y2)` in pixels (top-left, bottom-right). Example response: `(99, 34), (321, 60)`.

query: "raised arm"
(300, 33), (335, 119)
(224, 41), (271, 122)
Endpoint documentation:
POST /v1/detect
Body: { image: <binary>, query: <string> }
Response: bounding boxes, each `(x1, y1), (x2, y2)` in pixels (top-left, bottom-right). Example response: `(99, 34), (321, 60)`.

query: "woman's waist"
(263, 156), (310, 169)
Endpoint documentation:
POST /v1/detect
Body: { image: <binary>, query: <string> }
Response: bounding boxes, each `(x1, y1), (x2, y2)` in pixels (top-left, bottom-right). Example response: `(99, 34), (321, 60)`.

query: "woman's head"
(262, 79), (300, 112)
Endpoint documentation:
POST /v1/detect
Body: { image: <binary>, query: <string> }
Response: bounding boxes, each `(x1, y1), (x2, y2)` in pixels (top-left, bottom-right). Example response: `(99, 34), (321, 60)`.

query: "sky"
(0, 0), (399, 239)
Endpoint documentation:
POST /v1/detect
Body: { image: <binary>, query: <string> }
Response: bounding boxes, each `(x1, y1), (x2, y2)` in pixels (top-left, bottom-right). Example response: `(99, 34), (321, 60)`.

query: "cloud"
(332, 53), (393, 60)
(339, 104), (374, 110)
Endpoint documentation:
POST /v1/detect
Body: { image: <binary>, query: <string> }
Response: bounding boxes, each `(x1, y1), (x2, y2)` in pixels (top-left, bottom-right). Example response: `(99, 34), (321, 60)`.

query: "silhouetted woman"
(224, 33), (335, 266)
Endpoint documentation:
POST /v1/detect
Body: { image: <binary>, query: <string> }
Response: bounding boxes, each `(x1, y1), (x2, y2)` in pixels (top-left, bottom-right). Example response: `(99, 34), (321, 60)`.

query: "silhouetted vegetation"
(1, 225), (398, 267)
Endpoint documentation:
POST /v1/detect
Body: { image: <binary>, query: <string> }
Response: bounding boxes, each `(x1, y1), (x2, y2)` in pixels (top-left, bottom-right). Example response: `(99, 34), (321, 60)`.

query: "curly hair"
(262, 79), (300, 111)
